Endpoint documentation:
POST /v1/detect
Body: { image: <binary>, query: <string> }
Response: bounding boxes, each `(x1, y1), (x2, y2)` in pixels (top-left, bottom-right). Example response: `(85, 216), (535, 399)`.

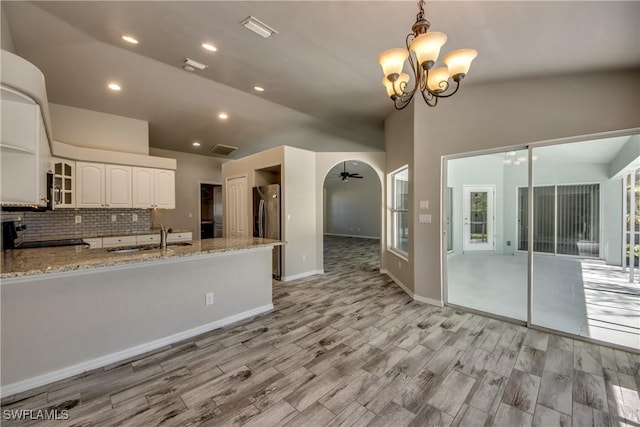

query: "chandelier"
(377, 0), (478, 110)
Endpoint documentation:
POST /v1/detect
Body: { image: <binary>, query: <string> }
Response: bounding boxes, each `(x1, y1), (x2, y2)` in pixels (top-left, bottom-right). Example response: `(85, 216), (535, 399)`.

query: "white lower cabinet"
(102, 236), (137, 248)
(167, 232), (193, 243)
(136, 234), (160, 245)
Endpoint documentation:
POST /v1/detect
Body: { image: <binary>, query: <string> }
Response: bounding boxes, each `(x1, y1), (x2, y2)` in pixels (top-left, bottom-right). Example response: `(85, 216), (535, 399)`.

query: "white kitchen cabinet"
(52, 158), (75, 208)
(154, 169), (175, 209)
(105, 165), (132, 208)
(76, 162), (105, 208)
(76, 162), (133, 208)
(102, 235), (136, 248)
(132, 167), (175, 209)
(167, 232), (192, 243)
(0, 85), (51, 207)
(136, 234), (160, 245)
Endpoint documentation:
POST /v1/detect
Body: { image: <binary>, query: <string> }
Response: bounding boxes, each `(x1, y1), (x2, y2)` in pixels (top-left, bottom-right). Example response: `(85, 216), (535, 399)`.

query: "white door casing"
(463, 185), (495, 252)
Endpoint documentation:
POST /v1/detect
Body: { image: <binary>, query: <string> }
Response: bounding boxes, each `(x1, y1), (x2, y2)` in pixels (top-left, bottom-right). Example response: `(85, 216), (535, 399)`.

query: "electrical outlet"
(302, 254), (306, 262)
(75, 215), (81, 224)
(111, 215), (117, 222)
(132, 214), (138, 222)
(398, 261), (401, 269)
(205, 292), (214, 306)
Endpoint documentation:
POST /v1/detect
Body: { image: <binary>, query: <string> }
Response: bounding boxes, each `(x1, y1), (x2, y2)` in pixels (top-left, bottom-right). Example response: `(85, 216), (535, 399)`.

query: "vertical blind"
(518, 184), (600, 256)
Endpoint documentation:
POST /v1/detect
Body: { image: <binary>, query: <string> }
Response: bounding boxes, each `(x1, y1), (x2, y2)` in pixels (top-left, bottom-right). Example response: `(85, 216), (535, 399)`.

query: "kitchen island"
(1, 237), (283, 396)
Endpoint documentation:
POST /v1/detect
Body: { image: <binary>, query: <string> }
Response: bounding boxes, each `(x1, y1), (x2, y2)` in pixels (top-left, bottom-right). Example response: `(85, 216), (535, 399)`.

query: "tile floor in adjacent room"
(1, 236), (639, 426)
(447, 253), (640, 351)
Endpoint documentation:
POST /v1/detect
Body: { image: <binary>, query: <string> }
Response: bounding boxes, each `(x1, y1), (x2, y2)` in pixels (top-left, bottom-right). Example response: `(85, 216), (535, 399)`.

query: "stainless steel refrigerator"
(253, 184), (281, 279)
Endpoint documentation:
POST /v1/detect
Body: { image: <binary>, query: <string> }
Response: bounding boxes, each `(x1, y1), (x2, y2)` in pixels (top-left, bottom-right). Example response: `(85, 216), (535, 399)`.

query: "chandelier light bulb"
(410, 32), (447, 70)
(427, 67), (450, 93)
(443, 49), (478, 81)
(377, 48), (409, 80)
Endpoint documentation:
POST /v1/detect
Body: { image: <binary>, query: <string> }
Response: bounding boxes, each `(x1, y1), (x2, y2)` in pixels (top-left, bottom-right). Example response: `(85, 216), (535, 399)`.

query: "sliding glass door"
(445, 150), (527, 321)
(531, 139), (637, 350)
(444, 134), (639, 350)
(518, 184), (600, 256)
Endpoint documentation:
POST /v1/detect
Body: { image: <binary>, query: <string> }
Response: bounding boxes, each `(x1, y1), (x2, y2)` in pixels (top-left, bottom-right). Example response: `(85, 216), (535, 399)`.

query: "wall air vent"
(208, 144), (238, 157)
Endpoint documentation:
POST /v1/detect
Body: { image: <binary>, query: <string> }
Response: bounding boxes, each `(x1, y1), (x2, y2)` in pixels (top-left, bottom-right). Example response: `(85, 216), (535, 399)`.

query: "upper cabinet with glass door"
(52, 158), (75, 208)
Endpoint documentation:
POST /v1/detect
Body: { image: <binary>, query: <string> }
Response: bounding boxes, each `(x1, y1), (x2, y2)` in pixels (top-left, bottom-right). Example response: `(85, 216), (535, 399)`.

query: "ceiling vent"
(183, 58), (208, 72)
(208, 144), (238, 157)
(240, 16), (278, 38)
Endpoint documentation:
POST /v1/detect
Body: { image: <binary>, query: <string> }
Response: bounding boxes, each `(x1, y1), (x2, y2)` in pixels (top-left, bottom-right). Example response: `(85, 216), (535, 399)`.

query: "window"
(518, 184), (600, 256)
(390, 166), (409, 256)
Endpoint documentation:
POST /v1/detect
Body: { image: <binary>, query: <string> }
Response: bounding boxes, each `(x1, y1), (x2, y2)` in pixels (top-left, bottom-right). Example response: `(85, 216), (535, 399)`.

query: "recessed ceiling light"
(121, 35), (138, 44)
(352, 162), (359, 165)
(253, 86), (265, 92)
(107, 82), (121, 91)
(192, 141), (201, 147)
(218, 113), (228, 120)
(202, 43), (217, 52)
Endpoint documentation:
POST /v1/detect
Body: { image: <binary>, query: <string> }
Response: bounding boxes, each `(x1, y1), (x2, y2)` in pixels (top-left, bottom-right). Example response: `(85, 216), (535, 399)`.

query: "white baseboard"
(380, 269), (443, 307)
(1, 304), (274, 398)
(413, 294), (444, 307)
(323, 233), (381, 240)
(281, 270), (324, 282)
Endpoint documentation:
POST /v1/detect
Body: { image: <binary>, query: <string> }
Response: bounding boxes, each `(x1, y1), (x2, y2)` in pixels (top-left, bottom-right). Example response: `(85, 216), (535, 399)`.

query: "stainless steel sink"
(168, 242), (193, 248)
(108, 242), (193, 253)
(107, 247), (141, 253)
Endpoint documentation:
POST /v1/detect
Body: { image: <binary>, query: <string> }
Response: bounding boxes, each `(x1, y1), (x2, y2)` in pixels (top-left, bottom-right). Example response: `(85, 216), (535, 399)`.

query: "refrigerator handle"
(258, 199), (265, 237)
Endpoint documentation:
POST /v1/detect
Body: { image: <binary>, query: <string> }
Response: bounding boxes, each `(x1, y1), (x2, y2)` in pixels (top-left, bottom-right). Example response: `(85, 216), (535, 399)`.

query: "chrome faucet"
(160, 224), (168, 249)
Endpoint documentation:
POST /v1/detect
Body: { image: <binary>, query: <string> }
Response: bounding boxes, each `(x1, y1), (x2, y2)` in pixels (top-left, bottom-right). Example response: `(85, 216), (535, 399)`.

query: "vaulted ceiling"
(3, 1), (639, 159)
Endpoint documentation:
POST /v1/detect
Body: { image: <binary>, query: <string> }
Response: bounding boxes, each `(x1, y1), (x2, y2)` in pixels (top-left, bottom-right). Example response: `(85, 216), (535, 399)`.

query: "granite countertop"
(1, 237), (283, 279)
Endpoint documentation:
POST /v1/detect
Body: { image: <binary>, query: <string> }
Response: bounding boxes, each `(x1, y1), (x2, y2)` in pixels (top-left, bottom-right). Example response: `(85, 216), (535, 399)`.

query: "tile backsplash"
(1, 209), (152, 240)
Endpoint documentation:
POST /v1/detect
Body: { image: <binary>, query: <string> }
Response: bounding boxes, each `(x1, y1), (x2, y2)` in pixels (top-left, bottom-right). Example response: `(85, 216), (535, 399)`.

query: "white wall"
(283, 147), (317, 279)
(386, 69), (640, 303)
(150, 148), (223, 237)
(324, 164), (381, 239)
(1, 4), (15, 53)
(50, 103), (149, 155)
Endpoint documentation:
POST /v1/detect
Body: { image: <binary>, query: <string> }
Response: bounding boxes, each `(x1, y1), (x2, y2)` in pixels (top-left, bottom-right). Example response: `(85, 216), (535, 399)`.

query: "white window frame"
(388, 165), (409, 259)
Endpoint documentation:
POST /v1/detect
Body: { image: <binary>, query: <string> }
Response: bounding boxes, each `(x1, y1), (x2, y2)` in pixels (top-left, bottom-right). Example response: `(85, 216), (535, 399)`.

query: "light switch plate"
(111, 215), (117, 222)
(75, 215), (81, 224)
(419, 200), (429, 210)
(419, 214), (432, 224)
(132, 214), (138, 222)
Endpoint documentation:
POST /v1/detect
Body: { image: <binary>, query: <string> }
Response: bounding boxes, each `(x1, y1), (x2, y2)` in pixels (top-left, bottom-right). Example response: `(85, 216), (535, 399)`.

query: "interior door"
(463, 185), (495, 251)
(227, 176), (248, 237)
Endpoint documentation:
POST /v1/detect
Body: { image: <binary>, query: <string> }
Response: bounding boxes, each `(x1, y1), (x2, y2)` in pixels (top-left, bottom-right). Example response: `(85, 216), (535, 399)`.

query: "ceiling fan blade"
(351, 175), (364, 179)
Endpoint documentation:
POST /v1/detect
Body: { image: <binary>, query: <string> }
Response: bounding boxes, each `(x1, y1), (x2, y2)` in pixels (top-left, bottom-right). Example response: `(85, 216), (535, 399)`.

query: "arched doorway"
(322, 160), (382, 274)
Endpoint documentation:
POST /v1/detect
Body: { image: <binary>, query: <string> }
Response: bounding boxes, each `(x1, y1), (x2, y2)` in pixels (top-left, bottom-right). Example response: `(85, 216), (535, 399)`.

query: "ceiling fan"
(335, 162), (363, 181)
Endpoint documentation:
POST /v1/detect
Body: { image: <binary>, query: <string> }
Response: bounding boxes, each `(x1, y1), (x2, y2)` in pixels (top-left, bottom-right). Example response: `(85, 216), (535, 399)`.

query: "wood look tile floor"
(2, 236), (639, 426)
